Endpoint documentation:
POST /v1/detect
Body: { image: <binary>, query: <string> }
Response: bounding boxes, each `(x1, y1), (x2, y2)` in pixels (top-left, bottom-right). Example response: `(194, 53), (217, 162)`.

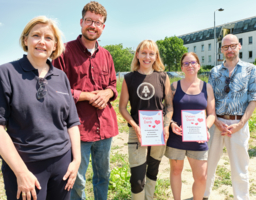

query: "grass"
(1, 76), (256, 199)
(213, 165), (232, 190)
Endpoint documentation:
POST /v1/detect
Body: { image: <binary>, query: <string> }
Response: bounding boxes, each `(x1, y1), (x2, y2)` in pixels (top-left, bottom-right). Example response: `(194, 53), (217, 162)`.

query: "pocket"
(101, 70), (109, 88)
(128, 142), (147, 167)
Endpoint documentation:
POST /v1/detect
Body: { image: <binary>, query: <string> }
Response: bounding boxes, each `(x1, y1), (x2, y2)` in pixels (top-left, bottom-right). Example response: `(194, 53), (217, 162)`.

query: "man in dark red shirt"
(52, 2), (118, 200)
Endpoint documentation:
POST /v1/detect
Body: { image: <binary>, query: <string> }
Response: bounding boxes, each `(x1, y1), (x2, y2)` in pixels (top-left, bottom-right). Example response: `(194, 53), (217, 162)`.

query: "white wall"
(184, 39), (215, 66)
(236, 31), (256, 63)
(183, 30), (256, 67)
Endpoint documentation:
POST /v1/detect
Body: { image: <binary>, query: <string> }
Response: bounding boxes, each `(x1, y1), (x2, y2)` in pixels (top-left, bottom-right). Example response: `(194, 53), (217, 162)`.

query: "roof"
(179, 16), (256, 45)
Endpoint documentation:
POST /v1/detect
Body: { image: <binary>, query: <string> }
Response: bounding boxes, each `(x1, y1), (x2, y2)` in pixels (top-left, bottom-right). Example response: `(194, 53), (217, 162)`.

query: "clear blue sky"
(0, 0), (255, 65)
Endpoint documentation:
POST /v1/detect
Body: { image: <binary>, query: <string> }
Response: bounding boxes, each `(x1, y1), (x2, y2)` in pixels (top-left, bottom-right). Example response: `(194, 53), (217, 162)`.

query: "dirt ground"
(112, 131), (256, 200)
(0, 131), (255, 200)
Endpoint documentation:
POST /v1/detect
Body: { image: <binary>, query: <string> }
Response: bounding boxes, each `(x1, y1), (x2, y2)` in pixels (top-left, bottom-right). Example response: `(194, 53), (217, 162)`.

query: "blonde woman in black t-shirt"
(119, 40), (173, 200)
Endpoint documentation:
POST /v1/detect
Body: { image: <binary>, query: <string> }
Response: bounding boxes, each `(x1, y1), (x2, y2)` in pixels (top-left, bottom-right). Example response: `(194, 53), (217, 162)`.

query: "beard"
(225, 52), (238, 61)
(82, 28), (100, 41)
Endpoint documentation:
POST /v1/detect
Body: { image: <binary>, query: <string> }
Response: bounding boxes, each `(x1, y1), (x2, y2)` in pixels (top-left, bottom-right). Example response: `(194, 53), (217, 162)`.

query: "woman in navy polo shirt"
(0, 16), (81, 200)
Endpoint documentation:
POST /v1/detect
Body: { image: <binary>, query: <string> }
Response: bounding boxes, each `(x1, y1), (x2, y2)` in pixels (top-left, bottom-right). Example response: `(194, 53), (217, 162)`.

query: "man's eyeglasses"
(84, 18), (104, 27)
(224, 77), (231, 93)
(182, 61), (198, 67)
(222, 44), (238, 51)
(37, 78), (48, 100)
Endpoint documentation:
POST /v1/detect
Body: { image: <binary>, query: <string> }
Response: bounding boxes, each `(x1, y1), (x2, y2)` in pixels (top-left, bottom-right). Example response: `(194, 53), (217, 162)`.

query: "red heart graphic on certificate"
(198, 118), (203, 122)
(152, 125), (156, 128)
(195, 123), (198, 125)
(149, 125), (151, 127)
(191, 122), (194, 124)
(155, 120), (160, 125)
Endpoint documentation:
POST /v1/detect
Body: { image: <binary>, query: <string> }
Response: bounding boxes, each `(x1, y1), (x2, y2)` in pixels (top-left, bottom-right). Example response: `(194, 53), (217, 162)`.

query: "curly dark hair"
(82, 1), (107, 22)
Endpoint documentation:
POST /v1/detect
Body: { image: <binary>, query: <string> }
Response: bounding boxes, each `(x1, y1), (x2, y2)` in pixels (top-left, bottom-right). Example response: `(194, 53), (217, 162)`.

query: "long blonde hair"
(131, 40), (165, 72)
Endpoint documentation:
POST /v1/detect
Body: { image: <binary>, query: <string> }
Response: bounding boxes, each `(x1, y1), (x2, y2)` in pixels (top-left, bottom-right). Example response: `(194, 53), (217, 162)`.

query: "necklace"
(138, 69), (154, 75)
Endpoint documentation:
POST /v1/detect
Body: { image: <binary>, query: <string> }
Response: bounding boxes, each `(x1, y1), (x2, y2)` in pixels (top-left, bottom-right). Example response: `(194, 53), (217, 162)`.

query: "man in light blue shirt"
(204, 34), (256, 200)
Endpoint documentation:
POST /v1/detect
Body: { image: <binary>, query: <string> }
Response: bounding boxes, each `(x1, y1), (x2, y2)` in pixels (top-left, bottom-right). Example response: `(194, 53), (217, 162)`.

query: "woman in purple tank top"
(165, 52), (215, 200)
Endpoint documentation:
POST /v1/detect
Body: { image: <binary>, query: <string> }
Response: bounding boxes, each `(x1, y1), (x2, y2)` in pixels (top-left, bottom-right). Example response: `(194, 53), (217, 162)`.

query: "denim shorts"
(165, 146), (208, 161)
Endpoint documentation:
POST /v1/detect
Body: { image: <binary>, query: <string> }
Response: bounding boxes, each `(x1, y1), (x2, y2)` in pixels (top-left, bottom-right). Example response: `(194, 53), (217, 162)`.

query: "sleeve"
(52, 53), (82, 104)
(208, 69), (214, 88)
(0, 78), (12, 126)
(248, 66), (256, 102)
(63, 74), (80, 128)
(105, 53), (118, 101)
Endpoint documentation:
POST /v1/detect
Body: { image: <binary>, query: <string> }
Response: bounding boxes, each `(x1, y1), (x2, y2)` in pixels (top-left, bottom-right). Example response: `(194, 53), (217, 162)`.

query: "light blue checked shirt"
(209, 59), (256, 115)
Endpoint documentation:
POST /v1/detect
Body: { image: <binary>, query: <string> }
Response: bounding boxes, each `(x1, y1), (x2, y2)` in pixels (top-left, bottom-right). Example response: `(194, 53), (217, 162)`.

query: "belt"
(217, 115), (243, 120)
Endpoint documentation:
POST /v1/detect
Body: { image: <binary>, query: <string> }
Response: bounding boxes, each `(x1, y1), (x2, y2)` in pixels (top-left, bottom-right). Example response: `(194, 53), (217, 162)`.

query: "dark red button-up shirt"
(52, 35), (118, 142)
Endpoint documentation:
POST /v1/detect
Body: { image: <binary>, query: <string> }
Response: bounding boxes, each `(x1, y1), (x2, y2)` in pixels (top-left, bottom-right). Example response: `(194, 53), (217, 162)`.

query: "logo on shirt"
(56, 91), (69, 95)
(137, 82), (155, 100)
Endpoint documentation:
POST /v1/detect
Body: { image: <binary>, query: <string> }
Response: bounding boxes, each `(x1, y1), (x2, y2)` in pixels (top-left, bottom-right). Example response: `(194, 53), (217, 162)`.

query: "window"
(239, 38), (243, 45)
(208, 43), (211, 51)
(206, 30), (210, 38)
(194, 46), (196, 52)
(219, 42), (221, 48)
(249, 51), (253, 58)
(244, 24), (248, 30)
(249, 36), (253, 44)
(202, 56), (205, 63)
(201, 45), (204, 52)
(208, 55), (211, 63)
(239, 52), (243, 59)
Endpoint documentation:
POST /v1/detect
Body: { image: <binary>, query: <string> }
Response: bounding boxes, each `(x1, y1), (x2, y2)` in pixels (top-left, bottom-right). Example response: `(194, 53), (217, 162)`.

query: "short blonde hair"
(19, 16), (64, 60)
(131, 40), (165, 72)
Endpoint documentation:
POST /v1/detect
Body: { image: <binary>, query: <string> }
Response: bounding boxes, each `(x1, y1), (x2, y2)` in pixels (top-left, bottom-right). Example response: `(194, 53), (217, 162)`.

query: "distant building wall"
(179, 16), (256, 66)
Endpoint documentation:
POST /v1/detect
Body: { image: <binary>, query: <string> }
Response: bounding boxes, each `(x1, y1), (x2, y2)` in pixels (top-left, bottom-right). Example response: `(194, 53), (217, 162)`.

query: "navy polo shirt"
(0, 55), (80, 163)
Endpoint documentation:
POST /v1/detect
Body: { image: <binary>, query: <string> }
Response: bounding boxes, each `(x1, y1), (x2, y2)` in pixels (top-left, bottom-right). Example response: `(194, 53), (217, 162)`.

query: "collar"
(220, 59), (242, 71)
(20, 54), (58, 77)
(76, 35), (99, 54)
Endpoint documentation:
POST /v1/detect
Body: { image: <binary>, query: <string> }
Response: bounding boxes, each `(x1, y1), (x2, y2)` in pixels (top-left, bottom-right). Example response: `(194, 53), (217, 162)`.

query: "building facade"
(179, 16), (256, 66)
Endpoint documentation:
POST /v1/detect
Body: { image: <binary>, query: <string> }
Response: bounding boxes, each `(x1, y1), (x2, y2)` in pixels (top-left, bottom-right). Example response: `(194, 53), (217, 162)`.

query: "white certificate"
(139, 110), (165, 146)
(181, 110), (207, 142)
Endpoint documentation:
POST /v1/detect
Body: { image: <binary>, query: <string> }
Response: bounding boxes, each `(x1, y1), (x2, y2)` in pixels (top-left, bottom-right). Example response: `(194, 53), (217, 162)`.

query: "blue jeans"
(71, 137), (112, 200)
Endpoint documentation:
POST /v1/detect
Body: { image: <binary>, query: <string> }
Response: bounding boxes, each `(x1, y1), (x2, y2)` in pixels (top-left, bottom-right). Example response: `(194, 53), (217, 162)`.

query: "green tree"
(156, 36), (187, 71)
(104, 44), (134, 72)
(253, 58), (256, 65)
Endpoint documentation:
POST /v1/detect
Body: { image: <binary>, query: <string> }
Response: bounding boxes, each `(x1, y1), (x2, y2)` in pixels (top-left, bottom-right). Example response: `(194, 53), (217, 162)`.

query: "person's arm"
(119, 79), (141, 143)
(163, 74), (173, 143)
(207, 70), (229, 134)
(63, 125), (81, 191)
(169, 82), (183, 136)
(227, 101), (256, 134)
(206, 83), (216, 129)
(89, 54), (117, 109)
(0, 125), (41, 200)
(206, 83), (216, 139)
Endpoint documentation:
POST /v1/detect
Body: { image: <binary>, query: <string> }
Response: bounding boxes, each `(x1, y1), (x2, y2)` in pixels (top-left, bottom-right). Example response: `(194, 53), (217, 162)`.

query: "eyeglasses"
(37, 78), (48, 100)
(222, 44), (238, 51)
(182, 61), (198, 67)
(83, 18), (104, 27)
(224, 77), (231, 93)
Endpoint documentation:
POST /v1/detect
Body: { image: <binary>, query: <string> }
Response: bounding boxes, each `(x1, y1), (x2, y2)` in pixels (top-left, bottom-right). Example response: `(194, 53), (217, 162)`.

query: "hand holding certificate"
(181, 110), (208, 142)
(139, 110), (165, 146)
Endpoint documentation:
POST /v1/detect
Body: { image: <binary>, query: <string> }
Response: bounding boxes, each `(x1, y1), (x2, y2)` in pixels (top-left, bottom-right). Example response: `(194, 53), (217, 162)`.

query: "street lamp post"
(214, 8), (224, 66)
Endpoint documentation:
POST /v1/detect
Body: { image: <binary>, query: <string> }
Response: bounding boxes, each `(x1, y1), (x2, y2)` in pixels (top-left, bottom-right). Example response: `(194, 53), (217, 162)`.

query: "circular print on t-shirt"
(137, 82), (155, 100)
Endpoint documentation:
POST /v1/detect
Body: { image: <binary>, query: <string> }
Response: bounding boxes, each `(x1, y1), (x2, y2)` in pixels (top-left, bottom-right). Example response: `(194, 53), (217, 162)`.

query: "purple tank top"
(167, 80), (208, 151)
